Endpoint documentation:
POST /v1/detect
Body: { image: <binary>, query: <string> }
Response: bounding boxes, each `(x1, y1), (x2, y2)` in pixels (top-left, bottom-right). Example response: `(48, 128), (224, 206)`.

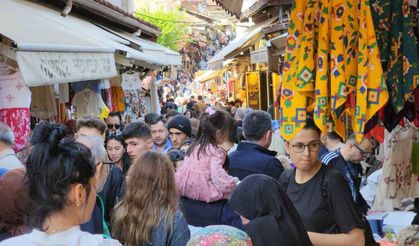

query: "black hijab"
(229, 174), (312, 246)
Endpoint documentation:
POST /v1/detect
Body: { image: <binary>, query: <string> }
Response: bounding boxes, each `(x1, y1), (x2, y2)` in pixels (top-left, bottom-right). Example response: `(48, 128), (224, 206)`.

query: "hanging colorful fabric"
(313, 0), (332, 135)
(370, 0), (419, 113)
(280, 0), (389, 142)
(328, 0), (360, 139)
(280, 0), (311, 141)
(352, 0), (389, 143)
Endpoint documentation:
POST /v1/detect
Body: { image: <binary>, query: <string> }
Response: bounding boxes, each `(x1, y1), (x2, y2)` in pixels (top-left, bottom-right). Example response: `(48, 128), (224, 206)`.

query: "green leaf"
(334, 26), (343, 31)
(320, 75), (327, 80)
(303, 53), (309, 60)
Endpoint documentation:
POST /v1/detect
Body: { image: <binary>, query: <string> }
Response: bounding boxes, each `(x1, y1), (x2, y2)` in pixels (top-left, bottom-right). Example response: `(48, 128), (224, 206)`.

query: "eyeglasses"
(353, 144), (371, 158)
(289, 141), (322, 153)
(107, 124), (120, 130)
(168, 148), (186, 161)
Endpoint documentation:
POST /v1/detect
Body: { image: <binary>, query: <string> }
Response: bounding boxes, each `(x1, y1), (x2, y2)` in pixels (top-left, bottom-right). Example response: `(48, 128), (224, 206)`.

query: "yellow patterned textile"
(280, 0), (389, 143)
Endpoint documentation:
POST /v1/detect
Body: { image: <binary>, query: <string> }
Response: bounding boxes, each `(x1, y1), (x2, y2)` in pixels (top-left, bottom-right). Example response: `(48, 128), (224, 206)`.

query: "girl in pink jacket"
(175, 108), (238, 203)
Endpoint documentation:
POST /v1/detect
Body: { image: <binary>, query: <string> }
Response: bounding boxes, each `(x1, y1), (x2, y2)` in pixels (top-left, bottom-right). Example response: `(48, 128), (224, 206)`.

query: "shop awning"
(214, 0), (244, 18)
(207, 17), (277, 70)
(99, 26), (182, 66)
(0, 0), (117, 86)
(269, 32), (288, 50)
(195, 69), (225, 83)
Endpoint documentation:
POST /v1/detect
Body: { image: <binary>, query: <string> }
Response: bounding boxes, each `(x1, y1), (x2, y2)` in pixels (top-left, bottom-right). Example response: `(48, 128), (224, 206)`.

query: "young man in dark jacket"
(228, 110), (284, 180)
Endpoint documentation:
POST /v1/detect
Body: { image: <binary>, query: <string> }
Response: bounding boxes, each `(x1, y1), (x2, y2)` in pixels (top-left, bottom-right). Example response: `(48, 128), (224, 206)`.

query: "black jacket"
(228, 141), (284, 180)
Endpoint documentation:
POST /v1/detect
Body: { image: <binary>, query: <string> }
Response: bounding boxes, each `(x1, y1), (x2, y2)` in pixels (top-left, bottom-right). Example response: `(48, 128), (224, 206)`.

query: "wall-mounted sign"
(246, 71), (260, 109)
(250, 47), (268, 64)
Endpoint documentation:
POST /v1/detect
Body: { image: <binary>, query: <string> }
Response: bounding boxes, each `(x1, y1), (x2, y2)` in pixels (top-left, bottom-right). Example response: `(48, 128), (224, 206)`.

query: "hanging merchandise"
(71, 80), (101, 93)
(57, 83), (70, 123)
(0, 70), (31, 152)
(30, 85), (57, 120)
(150, 77), (161, 114)
(375, 124), (419, 211)
(101, 88), (114, 112)
(412, 129), (419, 175)
(71, 87), (110, 119)
(99, 79), (114, 112)
(280, 0), (389, 142)
(59, 83), (69, 104)
(371, 0), (419, 113)
(111, 86), (125, 112)
(121, 72), (146, 120)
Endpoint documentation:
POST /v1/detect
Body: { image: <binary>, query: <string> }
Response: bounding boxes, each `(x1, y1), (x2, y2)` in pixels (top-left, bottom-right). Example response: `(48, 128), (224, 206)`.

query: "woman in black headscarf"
(229, 174), (312, 246)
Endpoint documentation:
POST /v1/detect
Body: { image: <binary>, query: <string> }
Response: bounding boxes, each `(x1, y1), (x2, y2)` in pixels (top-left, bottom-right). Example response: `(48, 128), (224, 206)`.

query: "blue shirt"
(153, 138), (172, 154)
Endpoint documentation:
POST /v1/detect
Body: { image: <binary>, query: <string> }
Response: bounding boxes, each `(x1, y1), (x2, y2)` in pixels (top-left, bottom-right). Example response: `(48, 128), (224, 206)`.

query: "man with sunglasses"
(321, 134), (373, 214)
(106, 112), (122, 133)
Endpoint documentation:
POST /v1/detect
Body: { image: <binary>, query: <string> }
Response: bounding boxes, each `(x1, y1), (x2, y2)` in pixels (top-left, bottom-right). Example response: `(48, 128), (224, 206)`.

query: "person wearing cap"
(167, 115), (191, 149)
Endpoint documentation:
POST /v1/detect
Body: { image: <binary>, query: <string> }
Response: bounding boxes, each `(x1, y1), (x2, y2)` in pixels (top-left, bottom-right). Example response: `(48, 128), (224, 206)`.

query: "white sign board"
(16, 51), (117, 86)
(250, 48), (268, 64)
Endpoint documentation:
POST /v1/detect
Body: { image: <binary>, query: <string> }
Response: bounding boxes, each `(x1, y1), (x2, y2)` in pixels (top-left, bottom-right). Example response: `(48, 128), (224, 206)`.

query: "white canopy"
(100, 26), (182, 66)
(0, 0), (172, 86)
(207, 17), (277, 70)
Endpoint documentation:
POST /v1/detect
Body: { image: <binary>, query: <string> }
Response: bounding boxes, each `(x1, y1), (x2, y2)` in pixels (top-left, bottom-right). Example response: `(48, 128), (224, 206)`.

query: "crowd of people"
(0, 94), (385, 246)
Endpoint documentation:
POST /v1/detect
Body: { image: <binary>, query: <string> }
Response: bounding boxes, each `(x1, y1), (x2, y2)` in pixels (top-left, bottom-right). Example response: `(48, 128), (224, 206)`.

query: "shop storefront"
(0, 0), (181, 151)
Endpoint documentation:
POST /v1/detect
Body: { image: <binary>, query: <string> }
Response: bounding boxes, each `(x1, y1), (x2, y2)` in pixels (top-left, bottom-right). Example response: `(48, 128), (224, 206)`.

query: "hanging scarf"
(280, 0), (389, 143)
(370, 0), (419, 113)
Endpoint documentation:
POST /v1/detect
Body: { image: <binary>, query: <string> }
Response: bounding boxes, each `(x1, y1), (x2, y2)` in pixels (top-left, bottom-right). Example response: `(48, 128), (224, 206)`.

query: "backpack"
(281, 169), (378, 246)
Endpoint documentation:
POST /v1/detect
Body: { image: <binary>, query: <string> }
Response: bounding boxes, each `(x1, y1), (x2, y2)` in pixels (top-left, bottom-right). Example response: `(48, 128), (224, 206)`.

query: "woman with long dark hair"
(105, 131), (130, 175)
(100, 131), (131, 231)
(0, 121), (121, 245)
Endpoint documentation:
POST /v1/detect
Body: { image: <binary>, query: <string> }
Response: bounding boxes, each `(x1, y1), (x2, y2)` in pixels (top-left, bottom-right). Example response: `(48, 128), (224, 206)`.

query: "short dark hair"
(327, 131), (343, 142)
(144, 113), (159, 125)
(302, 118), (321, 136)
(243, 110), (272, 141)
(77, 115), (106, 135)
(166, 111), (180, 121)
(149, 115), (166, 126)
(107, 112), (121, 121)
(198, 95), (203, 100)
(121, 122), (151, 140)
